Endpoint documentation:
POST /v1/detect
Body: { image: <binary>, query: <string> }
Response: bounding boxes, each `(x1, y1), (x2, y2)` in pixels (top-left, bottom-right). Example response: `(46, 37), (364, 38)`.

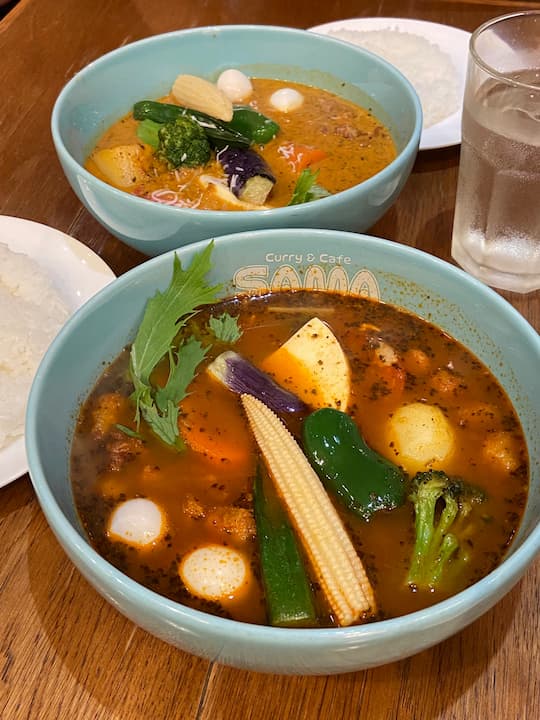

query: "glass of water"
(451, 11), (540, 293)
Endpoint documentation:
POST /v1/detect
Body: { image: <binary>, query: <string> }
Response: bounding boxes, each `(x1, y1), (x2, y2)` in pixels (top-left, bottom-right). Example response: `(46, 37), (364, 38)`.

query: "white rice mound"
(0, 242), (69, 449)
(328, 29), (460, 128)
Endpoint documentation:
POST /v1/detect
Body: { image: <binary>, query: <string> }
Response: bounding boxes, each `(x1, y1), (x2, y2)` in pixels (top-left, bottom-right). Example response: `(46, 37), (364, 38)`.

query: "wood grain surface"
(0, 1), (538, 718)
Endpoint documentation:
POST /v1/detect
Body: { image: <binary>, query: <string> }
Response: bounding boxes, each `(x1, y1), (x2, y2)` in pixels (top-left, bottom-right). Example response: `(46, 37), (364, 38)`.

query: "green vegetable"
(115, 424), (143, 440)
(228, 106), (280, 144)
(302, 408), (405, 521)
(254, 464), (317, 627)
(288, 168), (331, 206)
(157, 116), (211, 169)
(142, 337), (209, 446)
(136, 119), (161, 148)
(133, 100), (251, 149)
(208, 312), (242, 343)
(129, 243), (221, 448)
(407, 470), (485, 590)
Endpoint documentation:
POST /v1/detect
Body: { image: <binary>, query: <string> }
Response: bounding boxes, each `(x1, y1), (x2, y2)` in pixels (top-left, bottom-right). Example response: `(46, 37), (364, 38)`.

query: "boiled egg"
(179, 544), (250, 601)
(217, 69), (253, 102)
(269, 87), (304, 112)
(107, 498), (166, 548)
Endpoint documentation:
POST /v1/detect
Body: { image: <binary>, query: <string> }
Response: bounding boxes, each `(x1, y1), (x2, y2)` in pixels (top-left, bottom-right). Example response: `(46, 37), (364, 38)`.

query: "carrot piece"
(278, 142), (327, 172)
(179, 378), (255, 470)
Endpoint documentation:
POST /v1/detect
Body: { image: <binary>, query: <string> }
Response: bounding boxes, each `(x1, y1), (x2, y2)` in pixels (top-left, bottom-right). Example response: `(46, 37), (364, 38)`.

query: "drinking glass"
(451, 11), (540, 293)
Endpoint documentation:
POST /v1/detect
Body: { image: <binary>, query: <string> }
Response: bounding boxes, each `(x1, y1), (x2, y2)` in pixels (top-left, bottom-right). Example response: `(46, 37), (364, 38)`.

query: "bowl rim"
(26, 228), (540, 649)
(50, 23), (423, 219)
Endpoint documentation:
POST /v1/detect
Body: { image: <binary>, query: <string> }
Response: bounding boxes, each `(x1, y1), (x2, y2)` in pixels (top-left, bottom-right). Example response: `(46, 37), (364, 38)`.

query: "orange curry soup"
(85, 78), (397, 210)
(70, 290), (528, 627)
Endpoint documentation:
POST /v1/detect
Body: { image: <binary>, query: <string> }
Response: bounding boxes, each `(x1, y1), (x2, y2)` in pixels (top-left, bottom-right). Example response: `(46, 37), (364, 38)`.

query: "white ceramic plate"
(309, 17), (471, 150)
(0, 215), (115, 488)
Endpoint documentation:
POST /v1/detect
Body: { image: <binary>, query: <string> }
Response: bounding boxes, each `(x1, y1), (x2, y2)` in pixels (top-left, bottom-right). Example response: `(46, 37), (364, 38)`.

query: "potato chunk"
(92, 144), (147, 187)
(262, 317), (350, 410)
(386, 402), (454, 474)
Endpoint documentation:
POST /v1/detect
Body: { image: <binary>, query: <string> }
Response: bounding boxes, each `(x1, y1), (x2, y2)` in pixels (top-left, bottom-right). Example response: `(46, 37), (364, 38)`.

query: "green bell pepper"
(303, 408), (405, 521)
(228, 106), (280, 145)
(133, 100), (251, 148)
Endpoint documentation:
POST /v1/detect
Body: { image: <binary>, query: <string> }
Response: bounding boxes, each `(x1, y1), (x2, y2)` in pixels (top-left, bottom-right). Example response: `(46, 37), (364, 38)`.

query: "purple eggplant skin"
(207, 350), (306, 414)
(216, 147), (276, 205)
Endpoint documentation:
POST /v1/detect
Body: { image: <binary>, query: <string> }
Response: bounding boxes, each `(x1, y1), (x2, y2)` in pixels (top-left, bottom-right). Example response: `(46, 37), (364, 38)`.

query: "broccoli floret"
(406, 470), (485, 591)
(157, 116), (211, 169)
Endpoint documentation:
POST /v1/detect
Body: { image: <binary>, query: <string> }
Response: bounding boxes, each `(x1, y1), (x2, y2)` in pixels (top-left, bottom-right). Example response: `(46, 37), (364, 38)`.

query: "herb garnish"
(208, 313), (243, 343)
(288, 168), (331, 206)
(129, 242), (221, 449)
(136, 119), (161, 148)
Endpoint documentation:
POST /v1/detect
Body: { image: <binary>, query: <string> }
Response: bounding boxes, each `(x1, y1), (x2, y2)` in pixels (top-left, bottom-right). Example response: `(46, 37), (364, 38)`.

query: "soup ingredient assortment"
(71, 247), (529, 628)
(85, 68), (397, 210)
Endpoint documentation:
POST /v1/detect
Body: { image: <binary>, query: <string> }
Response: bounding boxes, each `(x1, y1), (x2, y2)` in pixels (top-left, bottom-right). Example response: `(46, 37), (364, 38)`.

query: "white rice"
(0, 242), (69, 449)
(327, 29), (461, 128)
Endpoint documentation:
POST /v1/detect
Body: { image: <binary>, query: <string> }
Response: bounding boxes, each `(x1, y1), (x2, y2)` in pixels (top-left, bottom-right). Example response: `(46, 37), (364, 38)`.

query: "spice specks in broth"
(70, 288), (529, 627)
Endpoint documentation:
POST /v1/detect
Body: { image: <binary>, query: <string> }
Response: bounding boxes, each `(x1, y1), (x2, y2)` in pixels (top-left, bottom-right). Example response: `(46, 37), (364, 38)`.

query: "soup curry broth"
(85, 77), (397, 210)
(71, 286), (528, 627)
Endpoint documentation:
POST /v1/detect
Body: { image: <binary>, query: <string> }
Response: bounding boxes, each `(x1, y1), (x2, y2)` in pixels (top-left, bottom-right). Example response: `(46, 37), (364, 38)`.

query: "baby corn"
(172, 74), (234, 122)
(241, 393), (376, 626)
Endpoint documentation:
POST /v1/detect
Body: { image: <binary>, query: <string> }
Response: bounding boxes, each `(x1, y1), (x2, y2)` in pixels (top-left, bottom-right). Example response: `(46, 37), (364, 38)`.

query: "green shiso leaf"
(288, 168), (331, 206)
(208, 312), (243, 343)
(136, 118), (162, 148)
(129, 242), (221, 448)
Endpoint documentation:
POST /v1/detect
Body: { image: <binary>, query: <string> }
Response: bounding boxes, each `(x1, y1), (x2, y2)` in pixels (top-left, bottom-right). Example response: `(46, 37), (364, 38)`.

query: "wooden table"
(1, 0), (539, 717)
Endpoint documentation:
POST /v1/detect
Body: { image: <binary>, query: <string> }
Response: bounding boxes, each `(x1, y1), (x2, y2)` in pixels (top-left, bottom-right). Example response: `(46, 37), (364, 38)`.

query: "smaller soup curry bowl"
(51, 25), (421, 256)
(26, 229), (540, 675)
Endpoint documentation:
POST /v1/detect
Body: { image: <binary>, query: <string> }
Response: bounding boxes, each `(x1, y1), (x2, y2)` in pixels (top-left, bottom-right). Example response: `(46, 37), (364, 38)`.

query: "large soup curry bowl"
(51, 25), (421, 256)
(26, 229), (540, 675)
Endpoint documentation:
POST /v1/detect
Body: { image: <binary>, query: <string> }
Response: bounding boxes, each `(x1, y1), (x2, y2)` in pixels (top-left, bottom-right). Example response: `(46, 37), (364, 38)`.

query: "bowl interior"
(26, 229), (540, 672)
(54, 25), (420, 165)
(28, 227), (540, 553)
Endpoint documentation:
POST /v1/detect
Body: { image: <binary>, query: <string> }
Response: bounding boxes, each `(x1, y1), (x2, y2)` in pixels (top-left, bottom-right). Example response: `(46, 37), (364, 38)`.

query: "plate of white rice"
(309, 17), (471, 150)
(0, 215), (115, 488)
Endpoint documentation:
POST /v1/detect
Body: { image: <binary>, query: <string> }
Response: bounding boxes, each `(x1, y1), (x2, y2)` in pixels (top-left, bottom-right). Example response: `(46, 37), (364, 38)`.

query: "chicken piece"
(457, 402), (501, 430)
(106, 430), (144, 472)
(403, 348), (432, 376)
(482, 431), (521, 472)
(183, 494), (206, 520)
(91, 392), (125, 439)
(182, 494), (256, 543)
(429, 368), (462, 395)
(206, 506), (256, 543)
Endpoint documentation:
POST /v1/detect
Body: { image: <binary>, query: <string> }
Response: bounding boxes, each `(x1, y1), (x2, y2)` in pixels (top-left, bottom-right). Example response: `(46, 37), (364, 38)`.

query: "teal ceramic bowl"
(26, 229), (540, 675)
(51, 25), (421, 256)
